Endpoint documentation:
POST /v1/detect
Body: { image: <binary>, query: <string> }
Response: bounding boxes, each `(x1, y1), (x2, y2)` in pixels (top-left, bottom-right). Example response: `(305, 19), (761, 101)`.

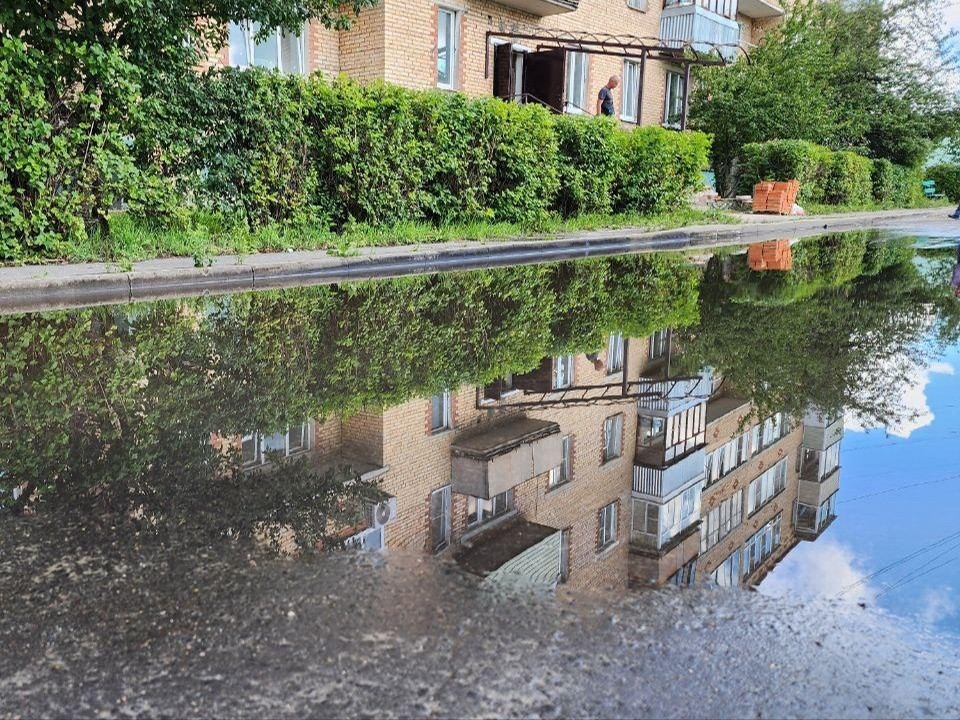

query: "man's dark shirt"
(598, 86), (615, 116)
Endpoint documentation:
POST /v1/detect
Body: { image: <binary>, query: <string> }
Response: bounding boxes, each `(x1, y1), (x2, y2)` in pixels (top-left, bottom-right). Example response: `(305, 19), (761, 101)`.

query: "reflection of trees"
(680, 233), (960, 427)
(0, 255), (699, 545)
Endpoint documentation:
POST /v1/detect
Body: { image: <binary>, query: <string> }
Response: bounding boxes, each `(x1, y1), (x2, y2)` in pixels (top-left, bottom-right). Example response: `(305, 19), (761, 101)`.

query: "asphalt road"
(1, 517), (958, 719)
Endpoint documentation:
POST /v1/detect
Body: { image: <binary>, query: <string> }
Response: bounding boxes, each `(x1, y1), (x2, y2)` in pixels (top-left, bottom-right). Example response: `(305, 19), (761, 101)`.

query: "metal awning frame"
(484, 27), (750, 80)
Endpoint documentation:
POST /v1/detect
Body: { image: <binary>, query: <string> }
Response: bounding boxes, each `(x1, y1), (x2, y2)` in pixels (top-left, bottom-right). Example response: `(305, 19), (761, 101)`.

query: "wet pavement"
(2, 227), (960, 718)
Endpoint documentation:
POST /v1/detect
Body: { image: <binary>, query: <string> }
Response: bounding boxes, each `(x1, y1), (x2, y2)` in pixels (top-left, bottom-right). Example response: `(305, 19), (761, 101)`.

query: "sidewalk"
(0, 207), (949, 314)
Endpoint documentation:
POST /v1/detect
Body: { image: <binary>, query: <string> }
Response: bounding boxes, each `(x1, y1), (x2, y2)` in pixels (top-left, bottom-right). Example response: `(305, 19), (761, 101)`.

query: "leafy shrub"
(824, 151), (873, 205)
(0, 37), (145, 261)
(553, 115), (620, 216)
(871, 158), (895, 202)
(737, 140), (831, 204)
(889, 164), (926, 207)
(927, 163), (960, 203)
(612, 126), (710, 214)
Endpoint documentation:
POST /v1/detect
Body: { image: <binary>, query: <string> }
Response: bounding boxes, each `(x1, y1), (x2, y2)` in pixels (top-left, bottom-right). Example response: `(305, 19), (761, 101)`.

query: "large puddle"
(2, 229), (960, 717)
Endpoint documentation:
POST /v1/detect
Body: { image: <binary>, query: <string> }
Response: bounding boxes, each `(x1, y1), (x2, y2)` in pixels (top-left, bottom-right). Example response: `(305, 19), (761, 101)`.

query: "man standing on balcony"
(596, 75), (620, 117)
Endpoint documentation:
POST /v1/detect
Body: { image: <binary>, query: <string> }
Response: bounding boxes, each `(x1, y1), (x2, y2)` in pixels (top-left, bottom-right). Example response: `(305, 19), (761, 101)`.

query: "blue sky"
(762, 315), (960, 637)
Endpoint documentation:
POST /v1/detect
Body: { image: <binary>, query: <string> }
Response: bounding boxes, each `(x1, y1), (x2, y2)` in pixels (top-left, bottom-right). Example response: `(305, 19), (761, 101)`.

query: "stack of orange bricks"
(752, 180), (800, 215)
(747, 239), (793, 271)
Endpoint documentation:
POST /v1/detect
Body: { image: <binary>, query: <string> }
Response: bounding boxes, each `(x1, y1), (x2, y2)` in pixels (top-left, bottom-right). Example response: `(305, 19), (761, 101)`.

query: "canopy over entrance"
(485, 27), (748, 129)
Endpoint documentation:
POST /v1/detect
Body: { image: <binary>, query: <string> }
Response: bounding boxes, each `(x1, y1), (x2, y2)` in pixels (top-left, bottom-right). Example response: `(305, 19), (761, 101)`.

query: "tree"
(691, 0), (960, 194)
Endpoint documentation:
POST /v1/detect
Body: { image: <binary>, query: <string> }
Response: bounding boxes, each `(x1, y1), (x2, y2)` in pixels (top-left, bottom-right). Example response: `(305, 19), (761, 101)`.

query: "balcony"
(798, 467), (841, 508)
(451, 416), (562, 500)
(492, 0), (578, 16)
(456, 518), (563, 587)
(738, 0), (784, 19)
(637, 370), (713, 416)
(802, 411), (844, 451)
(633, 447), (706, 499)
(660, 2), (741, 59)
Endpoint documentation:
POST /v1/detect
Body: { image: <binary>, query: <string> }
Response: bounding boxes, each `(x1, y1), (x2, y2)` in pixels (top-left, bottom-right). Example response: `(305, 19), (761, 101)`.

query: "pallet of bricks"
(752, 180), (799, 215)
(747, 239), (793, 271)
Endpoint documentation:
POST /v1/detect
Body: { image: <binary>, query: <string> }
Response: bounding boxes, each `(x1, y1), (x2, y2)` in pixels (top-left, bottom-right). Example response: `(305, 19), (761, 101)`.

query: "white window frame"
(430, 485), (453, 553)
(564, 51), (589, 114)
(549, 435), (572, 489)
(436, 7), (460, 90)
(626, 0), (648, 9)
(621, 59), (641, 123)
(700, 490), (743, 552)
(598, 501), (618, 550)
(553, 355), (574, 389)
(430, 390), (452, 432)
(607, 332), (625, 374)
(747, 458), (787, 515)
(649, 328), (670, 359)
(663, 70), (685, 128)
(227, 21), (306, 74)
(241, 422), (311, 468)
(712, 548), (742, 588)
(467, 489), (513, 528)
(603, 414), (624, 462)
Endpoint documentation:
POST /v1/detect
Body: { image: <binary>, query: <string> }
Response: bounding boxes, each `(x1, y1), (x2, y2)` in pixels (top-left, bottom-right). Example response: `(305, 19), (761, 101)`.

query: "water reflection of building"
(235, 331), (840, 591)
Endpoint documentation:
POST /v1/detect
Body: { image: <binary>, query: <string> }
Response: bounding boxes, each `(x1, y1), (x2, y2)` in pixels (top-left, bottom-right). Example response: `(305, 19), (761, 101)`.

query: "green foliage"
(0, 37), (147, 261)
(0, 255), (700, 523)
(691, 0), (959, 193)
(739, 139), (923, 208)
(612, 126), (710, 214)
(926, 163), (960, 203)
(824, 151), (873, 206)
(553, 115), (621, 217)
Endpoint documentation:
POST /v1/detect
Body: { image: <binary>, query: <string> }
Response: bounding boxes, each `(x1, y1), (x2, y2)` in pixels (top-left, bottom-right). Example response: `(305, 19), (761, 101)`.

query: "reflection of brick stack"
(752, 180), (800, 215)
(747, 239), (793, 271)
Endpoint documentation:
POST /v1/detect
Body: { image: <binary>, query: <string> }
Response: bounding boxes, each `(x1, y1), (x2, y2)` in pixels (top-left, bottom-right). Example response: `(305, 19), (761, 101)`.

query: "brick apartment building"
(235, 327), (841, 592)
(216, 0), (783, 128)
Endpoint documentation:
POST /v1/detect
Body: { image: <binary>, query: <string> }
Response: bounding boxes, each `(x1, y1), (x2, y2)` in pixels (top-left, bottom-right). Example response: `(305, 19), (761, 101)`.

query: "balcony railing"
(637, 371), (712, 414)
(660, 2), (741, 59)
(633, 448), (706, 499)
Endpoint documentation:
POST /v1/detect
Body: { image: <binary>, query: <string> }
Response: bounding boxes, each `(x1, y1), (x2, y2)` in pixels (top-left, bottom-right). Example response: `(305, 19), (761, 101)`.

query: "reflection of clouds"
(759, 539), (871, 603)
(918, 586), (959, 627)
(846, 361), (955, 439)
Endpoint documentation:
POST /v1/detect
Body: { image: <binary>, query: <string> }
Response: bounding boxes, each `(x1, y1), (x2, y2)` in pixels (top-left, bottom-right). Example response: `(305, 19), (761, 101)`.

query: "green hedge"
(135, 70), (707, 232)
(927, 163), (960, 203)
(737, 139), (923, 207)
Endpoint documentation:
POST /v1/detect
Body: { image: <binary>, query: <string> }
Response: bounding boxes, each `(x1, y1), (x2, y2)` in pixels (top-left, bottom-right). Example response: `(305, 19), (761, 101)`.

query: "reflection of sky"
(762, 342), (960, 637)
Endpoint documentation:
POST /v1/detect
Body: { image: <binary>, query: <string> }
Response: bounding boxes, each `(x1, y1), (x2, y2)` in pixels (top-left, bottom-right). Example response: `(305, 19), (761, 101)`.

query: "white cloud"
(918, 586), (959, 627)
(759, 539), (872, 603)
(846, 361), (954, 439)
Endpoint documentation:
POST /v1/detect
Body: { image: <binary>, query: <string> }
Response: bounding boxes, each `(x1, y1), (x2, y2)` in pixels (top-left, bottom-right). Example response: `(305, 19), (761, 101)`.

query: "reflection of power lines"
(844, 430), (960, 452)
(838, 473), (960, 504)
(836, 528), (960, 598)
(874, 543), (960, 600)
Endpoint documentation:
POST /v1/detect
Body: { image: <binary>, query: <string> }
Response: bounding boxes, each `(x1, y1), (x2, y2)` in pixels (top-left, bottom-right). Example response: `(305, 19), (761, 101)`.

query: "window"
(621, 60), (641, 122)
(712, 549), (742, 588)
(607, 332), (625, 374)
(559, 528), (570, 581)
(669, 558), (697, 587)
(598, 501), (618, 550)
(631, 498), (659, 539)
(564, 51), (589, 114)
(467, 490), (513, 527)
(228, 21), (305, 74)
(603, 414), (624, 461)
(626, 0), (648, 9)
(823, 441), (841, 478)
(430, 391), (452, 431)
(482, 374), (515, 402)
(639, 415), (665, 446)
(816, 492), (838, 529)
(549, 435), (572, 489)
(663, 70), (685, 128)
(664, 0), (738, 19)
(553, 355), (574, 389)
(241, 422), (311, 467)
(658, 482), (701, 546)
(705, 430), (753, 485)
(700, 491), (743, 552)
(664, 404), (705, 460)
(747, 458), (787, 515)
(754, 412), (788, 453)
(436, 8), (460, 89)
(743, 513), (782, 574)
(649, 328), (670, 359)
(430, 485), (452, 553)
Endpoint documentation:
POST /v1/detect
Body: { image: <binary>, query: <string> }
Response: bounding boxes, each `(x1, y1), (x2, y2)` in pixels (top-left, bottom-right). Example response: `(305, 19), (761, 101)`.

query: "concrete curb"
(0, 207), (943, 314)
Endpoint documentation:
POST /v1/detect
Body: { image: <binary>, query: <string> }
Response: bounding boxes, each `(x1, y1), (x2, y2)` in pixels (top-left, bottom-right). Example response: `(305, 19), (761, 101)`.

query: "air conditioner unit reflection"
(367, 496), (398, 529)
